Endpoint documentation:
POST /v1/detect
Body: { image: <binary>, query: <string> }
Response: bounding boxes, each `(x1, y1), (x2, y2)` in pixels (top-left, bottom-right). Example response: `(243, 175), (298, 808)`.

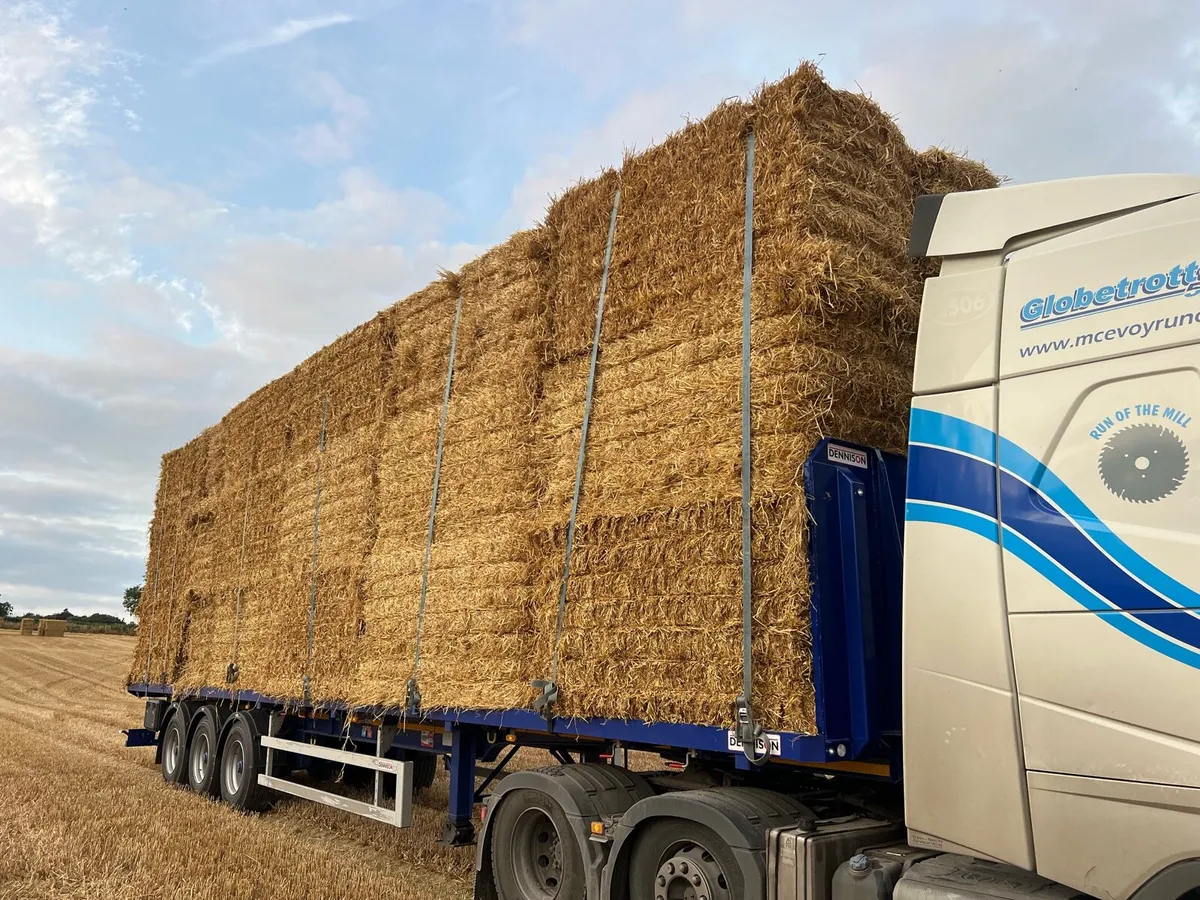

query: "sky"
(2, 0), (1199, 618)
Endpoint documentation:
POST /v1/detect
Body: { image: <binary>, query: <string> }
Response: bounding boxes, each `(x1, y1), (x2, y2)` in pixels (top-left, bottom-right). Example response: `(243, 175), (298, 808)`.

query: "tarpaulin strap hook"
(303, 395), (330, 705)
(536, 186), (621, 720)
(407, 292), (464, 715)
(735, 130), (767, 766)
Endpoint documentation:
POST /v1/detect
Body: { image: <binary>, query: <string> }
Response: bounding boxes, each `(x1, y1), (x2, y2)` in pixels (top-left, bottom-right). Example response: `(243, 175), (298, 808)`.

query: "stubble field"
(0, 630), (475, 899)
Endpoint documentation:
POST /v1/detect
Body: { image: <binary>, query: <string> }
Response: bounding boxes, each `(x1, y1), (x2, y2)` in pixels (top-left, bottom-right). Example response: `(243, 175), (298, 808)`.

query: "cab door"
(998, 196), (1200, 893)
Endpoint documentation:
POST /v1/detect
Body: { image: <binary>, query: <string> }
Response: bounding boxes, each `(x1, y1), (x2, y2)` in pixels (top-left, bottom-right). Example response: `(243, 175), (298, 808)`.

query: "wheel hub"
(192, 733), (210, 783)
(512, 807), (564, 899)
(654, 845), (726, 900)
(165, 729), (180, 773)
(224, 738), (245, 795)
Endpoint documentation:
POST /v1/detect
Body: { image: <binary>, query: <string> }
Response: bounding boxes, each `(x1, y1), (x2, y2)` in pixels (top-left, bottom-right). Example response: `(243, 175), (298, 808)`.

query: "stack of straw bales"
(38, 620), (68, 637)
(130, 64), (996, 733)
(20, 618), (36, 636)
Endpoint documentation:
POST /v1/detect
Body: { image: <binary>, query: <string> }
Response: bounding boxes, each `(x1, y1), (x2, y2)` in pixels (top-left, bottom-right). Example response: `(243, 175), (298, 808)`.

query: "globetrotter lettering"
(1020, 261), (1200, 328)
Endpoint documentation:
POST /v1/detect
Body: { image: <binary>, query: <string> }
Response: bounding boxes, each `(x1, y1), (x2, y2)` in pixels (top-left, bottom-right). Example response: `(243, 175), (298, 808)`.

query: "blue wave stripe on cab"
(909, 407), (996, 462)
(996, 432), (1200, 610)
(1000, 526), (1200, 670)
(905, 500), (999, 541)
(907, 499), (1200, 669)
(906, 445), (997, 519)
(1000, 473), (1200, 648)
(911, 408), (1200, 611)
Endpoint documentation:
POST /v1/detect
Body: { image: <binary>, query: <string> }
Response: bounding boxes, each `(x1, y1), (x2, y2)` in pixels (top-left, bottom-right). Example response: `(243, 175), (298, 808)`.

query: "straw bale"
(910, 147), (1001, 282)
(402, 234), (546, 712)
(165, 316), (388, 699)
(131, 62), (995, 737)
(349, 281), (459, 706)
(524, 64), (937, 732)
(131, 430), (218, 684)
(914, 147), (1000, 197)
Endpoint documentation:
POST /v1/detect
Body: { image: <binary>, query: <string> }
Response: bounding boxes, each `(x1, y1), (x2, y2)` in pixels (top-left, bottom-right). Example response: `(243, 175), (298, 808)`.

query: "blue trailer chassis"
(126, 439), (906, 843)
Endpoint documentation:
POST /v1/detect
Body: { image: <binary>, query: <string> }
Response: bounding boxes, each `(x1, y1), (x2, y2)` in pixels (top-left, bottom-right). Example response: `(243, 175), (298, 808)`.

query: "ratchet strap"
(733, 130), (767, 764)
(406, 293), (464, 714)
(303, 395), (330, 704)
(534, 186), (621, 717)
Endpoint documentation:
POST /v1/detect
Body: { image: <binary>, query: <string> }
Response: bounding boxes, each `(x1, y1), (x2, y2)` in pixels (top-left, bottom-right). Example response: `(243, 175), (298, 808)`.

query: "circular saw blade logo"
(1098, 422), (1190, 503)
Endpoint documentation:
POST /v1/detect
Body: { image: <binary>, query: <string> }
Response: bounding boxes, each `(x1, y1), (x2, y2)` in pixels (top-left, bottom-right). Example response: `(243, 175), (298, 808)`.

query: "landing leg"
(443, 724), (476, 846)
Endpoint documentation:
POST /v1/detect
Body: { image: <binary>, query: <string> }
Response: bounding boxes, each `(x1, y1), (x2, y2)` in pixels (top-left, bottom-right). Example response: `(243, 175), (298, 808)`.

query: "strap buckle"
(531, 680), (558, 719)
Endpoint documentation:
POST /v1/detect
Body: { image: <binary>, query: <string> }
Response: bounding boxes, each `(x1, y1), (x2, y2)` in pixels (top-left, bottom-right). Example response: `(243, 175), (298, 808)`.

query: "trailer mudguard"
(216, 709), (269, 761)
(600, 788), (811, 900)
(474, 764), (654, 900)
(187, 703), (222, 746)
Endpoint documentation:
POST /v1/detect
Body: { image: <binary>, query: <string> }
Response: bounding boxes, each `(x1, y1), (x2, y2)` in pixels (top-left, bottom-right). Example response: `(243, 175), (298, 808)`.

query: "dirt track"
(0, 631), (474, 899)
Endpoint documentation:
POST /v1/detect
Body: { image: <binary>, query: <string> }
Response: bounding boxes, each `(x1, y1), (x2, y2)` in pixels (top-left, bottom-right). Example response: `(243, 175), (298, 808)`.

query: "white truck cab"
(905, 174), (1200, 899)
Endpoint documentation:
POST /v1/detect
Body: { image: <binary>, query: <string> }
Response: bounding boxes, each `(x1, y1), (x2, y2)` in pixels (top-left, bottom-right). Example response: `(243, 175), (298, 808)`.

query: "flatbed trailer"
(125, 439), (907, 898)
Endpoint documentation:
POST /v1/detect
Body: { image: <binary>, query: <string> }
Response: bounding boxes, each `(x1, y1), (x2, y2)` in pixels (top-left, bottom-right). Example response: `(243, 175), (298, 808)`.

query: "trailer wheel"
(491, 788), (584, 900)
(219, 717), (272, 812)
(187, 711), (220, 797)
(627, 820), (739, 900)
(414, 752), (437, 792)
(160, 712), (188, 785)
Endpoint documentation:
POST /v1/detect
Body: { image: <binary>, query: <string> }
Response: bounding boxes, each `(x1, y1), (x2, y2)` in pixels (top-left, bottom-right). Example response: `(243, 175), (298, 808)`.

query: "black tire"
(628, 819), (741, 900)
(160, 712), (188, 785)
(187, 711), (220, 796)
(219, 716), (272, 812)
(413, 752), (437, 792)
(491, 788), (585, 900)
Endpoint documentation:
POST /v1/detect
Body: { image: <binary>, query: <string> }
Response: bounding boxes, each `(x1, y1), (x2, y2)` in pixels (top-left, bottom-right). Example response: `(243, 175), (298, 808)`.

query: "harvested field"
(130, 63), (996, 734)
(0, 631), (476, 899)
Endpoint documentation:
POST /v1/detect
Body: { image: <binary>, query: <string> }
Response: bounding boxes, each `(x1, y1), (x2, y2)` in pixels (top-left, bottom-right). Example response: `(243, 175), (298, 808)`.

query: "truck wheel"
(219, 717), (272, 812)
(628, 820), (739, 900)
(491, 788), (584, 900)
(187, 711), (220, 796)
(160, 713), (188, 785)
(414, 752), (437, 792)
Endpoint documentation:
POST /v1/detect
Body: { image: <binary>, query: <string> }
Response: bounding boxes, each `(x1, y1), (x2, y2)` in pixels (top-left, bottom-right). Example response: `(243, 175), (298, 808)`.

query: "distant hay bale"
(20, 618), (36, 636)
(129, 62), (996, 734)
(37, 619), (68, 637)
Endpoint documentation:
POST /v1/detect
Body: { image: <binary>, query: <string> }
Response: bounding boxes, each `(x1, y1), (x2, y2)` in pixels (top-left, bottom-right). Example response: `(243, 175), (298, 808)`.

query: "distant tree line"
(0, 586), (144, 635)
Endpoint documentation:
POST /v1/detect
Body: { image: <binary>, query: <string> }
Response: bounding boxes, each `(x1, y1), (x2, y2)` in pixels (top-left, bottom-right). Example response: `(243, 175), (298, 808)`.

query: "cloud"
(0, 6), (474, 615)
(191, 13), (356, 70)
(262, 167), (454, 242)
(291, 71), (371, 165)
(198, 236), (482, 352)
(856, 1), (1200, 183)
(502, 77), (733, 228)
(9, 0), (1200, 623)
(500, 0), (1200, 233)
(0, 2), (120, 274)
